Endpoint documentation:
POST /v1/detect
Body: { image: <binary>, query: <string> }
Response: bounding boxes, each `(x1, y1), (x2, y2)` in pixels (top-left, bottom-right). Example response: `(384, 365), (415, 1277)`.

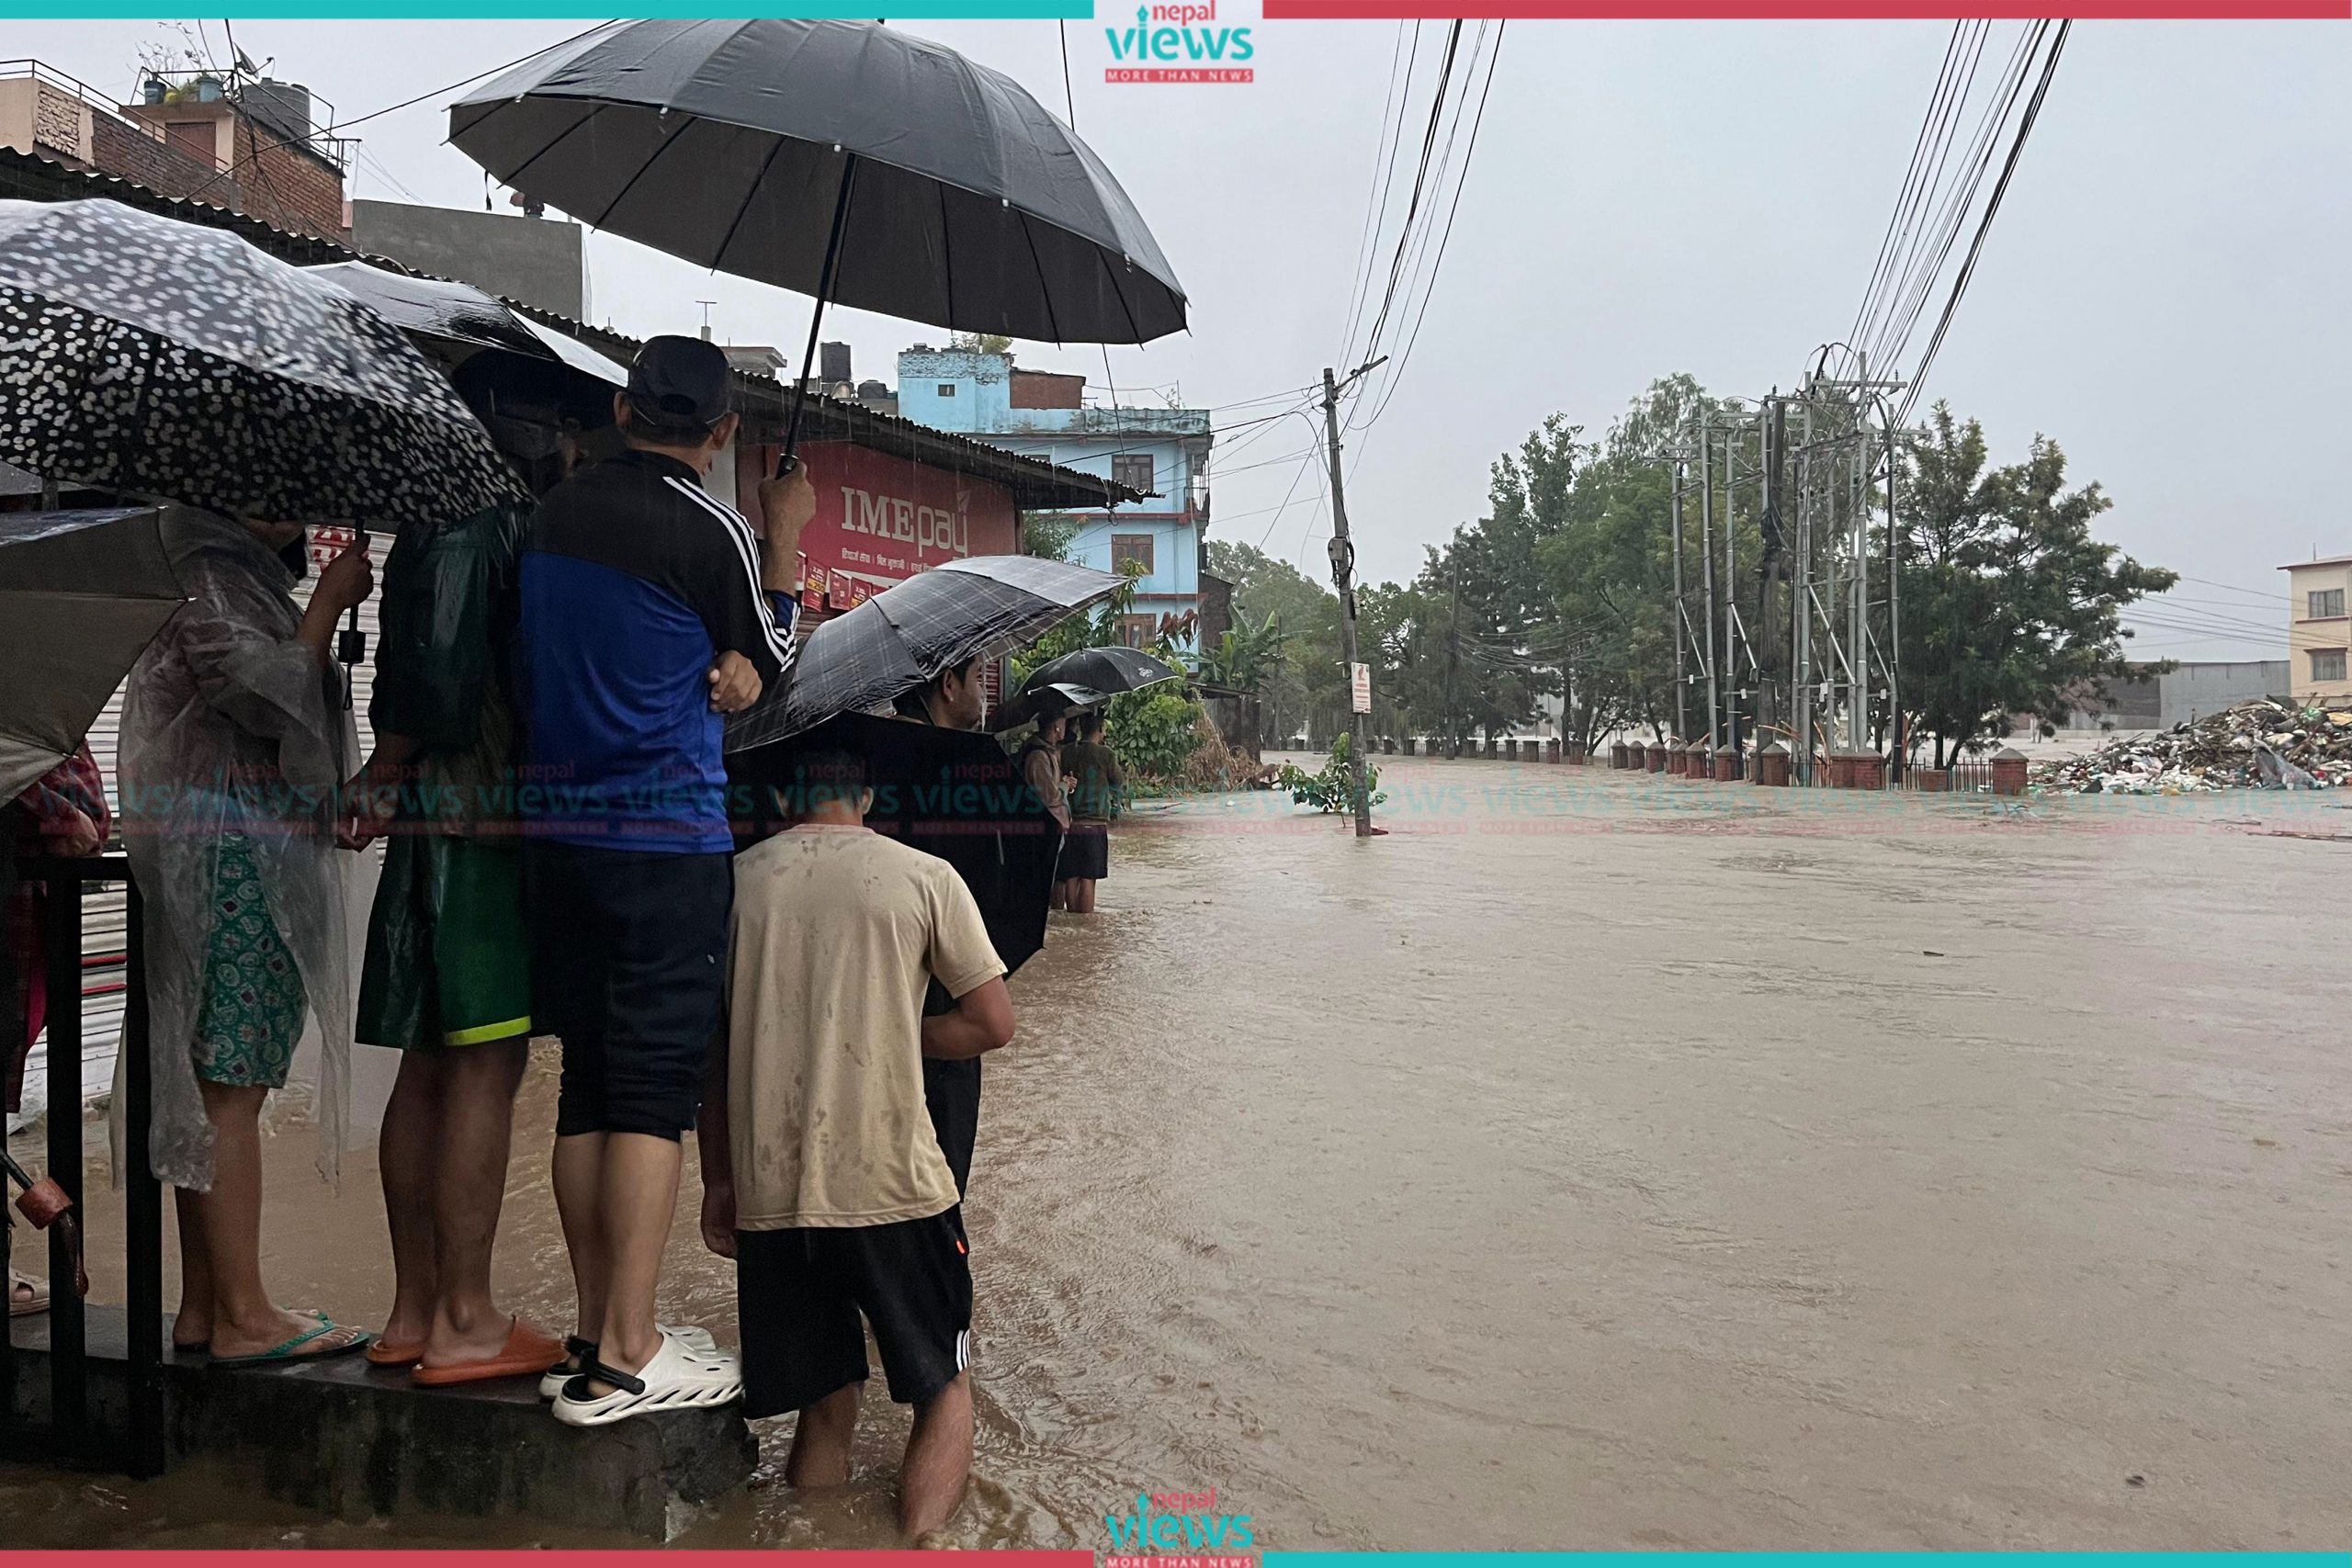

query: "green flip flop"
(210, 1315), (374, 1369)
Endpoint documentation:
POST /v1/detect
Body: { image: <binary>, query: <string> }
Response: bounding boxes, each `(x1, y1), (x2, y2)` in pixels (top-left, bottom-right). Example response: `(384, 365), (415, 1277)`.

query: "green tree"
(1891, 402), (2177, 765)
(950, 331), (1014, 355)
(1204, 540), (1344, 746)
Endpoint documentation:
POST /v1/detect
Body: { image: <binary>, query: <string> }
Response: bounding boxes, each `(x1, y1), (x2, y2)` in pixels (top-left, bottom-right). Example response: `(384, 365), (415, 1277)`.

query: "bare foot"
(420, 1308), (522, 1369)
(210, 1305), (362, 1362)
(377, 1303), (434, 1354)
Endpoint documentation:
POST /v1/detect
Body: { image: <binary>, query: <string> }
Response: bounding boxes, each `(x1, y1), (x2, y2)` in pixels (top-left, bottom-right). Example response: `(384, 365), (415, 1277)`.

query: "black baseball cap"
(626, 334), (730, 432)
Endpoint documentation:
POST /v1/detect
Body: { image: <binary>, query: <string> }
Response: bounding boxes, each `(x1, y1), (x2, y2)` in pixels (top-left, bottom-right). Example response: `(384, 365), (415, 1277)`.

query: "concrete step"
(6, 1303), (755, 1540)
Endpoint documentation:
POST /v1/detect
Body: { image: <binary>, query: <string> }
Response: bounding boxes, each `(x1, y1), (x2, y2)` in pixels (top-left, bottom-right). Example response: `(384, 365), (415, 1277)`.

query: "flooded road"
(9, 756), (2352, 1548)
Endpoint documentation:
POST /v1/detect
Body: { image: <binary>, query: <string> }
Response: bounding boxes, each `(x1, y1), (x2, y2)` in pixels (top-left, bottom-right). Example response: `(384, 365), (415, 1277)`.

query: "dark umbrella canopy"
(449, 19), (1185, 344)
(0, 506), (183, 801)
(305, 261), (629, 391)
(729, 711), (1059, 976)
(0, 199), (526, 529)
(726, 554), (1125, 750)
(1023, 644), (1182, 698)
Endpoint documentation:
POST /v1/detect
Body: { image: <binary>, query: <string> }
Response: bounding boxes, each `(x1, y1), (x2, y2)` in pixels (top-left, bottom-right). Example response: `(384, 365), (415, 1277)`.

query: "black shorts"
(735, 1208), (973, 1416)
(528, 841), (731, 1141)
(1056, 822), (1109, 881)
(922, 1055), (980, 1198)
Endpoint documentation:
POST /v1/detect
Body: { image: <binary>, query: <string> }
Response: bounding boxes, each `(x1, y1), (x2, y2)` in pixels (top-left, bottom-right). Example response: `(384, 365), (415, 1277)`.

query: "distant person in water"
(1023, 711), (1073, 909)
(1054, 708), (1123, 915)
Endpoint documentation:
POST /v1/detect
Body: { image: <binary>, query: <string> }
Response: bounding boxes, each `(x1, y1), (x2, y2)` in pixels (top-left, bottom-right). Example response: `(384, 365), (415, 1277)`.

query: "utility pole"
(1439, 535), (1464, 760)
(1698, 414), (1718, 752)
(1670, 452), (1688, 745)
(1320, 359), (1385, 839)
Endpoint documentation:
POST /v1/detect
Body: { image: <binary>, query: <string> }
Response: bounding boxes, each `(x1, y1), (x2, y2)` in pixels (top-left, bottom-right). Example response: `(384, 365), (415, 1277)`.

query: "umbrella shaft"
(781, 152), (862, 477)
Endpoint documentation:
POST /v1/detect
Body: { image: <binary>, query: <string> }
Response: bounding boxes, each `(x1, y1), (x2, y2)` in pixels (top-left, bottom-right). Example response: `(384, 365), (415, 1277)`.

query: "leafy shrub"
(1275, 732), (1386, 813)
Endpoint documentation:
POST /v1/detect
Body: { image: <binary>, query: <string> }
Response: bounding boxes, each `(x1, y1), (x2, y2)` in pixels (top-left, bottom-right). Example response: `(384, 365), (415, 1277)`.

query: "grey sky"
(17, 16), (2348, 658)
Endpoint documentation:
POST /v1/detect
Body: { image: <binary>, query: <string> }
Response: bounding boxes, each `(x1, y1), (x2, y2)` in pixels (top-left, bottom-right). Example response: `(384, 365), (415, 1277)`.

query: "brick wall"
(234, 122), (345, 237)
(1011, 369), (1084, 409)
(89, 112), (240, 208)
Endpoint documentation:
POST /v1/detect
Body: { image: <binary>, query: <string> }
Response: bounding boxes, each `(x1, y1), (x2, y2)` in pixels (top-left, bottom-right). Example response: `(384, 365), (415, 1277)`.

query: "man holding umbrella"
(518, 334), (814, 1423)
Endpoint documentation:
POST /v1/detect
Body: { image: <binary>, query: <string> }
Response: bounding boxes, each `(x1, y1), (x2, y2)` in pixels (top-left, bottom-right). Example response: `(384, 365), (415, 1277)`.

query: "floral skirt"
(190, 835), (307, 1090)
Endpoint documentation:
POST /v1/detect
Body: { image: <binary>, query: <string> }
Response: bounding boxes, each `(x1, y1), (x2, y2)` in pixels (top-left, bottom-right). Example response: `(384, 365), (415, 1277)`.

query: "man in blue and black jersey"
(517, 333), (814, 1422)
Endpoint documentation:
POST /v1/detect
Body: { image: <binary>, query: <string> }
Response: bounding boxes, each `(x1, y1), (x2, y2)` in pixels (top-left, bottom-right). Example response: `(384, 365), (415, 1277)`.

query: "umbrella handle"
(334, 528), (368, 710)
(779, 152), (862, 479)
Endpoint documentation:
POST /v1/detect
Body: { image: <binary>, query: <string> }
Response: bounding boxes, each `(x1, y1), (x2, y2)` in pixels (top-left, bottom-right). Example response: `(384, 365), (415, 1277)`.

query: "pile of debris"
(2034, 699), (2352, 794)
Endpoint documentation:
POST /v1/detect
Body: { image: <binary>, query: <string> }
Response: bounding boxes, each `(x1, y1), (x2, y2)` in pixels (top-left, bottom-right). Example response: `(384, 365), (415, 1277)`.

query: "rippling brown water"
(9, 759), (2352, 1547)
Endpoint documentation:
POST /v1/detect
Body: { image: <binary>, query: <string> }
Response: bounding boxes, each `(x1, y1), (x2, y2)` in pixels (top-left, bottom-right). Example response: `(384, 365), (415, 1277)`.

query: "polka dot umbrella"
(0, 199), (527, 529)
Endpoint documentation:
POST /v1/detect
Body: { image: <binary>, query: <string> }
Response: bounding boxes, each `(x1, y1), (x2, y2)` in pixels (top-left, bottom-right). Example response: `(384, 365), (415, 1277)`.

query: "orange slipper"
(410, 1317), (564, 1387)
(366, 1339), (424, 1368)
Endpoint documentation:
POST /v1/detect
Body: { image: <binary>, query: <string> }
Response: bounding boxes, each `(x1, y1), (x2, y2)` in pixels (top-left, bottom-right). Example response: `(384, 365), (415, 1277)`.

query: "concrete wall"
(0, 76), (94, 164)
(349, 198), (587, 320)
(2159, 660), (2291, 727)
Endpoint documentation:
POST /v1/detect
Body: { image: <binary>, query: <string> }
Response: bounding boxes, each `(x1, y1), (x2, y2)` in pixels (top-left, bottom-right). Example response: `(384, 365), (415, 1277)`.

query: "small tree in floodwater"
(1891, 403), (2177, 769)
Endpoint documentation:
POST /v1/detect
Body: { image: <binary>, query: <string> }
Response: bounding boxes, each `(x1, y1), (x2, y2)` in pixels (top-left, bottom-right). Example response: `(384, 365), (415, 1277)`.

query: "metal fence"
(3, 854), (165, 1478)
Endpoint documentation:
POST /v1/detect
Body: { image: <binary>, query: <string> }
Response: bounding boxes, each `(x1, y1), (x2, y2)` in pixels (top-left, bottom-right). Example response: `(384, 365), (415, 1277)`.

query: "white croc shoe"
(550, 1335), (741, 1427)
(539, 1324), (720, 1400)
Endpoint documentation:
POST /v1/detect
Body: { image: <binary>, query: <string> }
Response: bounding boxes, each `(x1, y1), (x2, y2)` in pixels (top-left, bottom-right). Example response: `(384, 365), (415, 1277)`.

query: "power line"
(1336, 21), (1414, 370)
(1899, 19), (2071, 423)
(1349, 20), (1503, 437)
(1358, 21), (1463, 371)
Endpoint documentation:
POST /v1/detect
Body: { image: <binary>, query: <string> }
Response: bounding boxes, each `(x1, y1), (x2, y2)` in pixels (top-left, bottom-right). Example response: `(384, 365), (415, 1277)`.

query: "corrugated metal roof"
(0, 145), (1144, 512)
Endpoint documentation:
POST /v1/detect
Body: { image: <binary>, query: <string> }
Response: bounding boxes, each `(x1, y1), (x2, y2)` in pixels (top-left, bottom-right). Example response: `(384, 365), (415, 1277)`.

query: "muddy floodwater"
(7, 756), (2351, 1548)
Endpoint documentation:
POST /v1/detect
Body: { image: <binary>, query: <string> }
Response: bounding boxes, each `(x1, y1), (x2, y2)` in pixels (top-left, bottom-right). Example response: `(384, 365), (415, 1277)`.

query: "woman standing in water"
(119, 507), (375, 1366)
(1055, 708), (1124, 914)
(1021, 710), (1073, 910)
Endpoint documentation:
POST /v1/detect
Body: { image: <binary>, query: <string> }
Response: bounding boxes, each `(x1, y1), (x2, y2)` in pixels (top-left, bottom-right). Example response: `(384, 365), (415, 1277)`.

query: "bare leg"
(170, 1186), (213, 1348)
(590, 1132), (683, 1382)
(193, 1080), (365, 1359)
(421, 1035), (531, 1366)
(1048, 880), (1067, 911)
(1071, 879), (1098, 915)
(786, 1381), (861, 1490)
(551, 1130), (607, 1350)
(900, 1372), (974, 1540)
(376, 1050), (446, 1348)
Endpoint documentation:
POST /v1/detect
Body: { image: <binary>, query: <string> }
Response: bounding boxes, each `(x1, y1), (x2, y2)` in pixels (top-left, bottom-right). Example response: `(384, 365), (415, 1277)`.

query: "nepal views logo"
(1104, 1), (1257, 85)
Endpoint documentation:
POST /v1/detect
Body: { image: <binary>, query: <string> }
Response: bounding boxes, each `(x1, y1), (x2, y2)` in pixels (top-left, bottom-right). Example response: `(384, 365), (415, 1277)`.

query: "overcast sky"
(18, 15), (2348, 658)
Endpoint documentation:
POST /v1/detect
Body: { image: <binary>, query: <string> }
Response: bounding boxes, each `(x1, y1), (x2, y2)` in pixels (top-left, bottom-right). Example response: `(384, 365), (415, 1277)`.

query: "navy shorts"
(736, 1208), (973, 1416)
(528, 841), (731, 1141)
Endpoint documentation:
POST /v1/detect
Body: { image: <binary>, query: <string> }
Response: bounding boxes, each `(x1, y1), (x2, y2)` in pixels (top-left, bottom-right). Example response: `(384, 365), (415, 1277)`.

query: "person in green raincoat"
(342, 374), (585, 1384)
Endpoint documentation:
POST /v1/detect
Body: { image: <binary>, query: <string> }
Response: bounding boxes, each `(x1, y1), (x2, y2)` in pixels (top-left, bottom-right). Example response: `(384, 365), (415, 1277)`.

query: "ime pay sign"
(1103, 0), (1256, 84)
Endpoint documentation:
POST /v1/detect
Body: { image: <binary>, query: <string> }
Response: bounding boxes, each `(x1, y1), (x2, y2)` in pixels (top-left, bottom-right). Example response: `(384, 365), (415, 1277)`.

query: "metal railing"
(3, 853), (164, 1478)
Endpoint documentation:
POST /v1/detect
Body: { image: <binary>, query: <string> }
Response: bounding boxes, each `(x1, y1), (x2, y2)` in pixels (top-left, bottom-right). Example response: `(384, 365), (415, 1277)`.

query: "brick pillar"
(1848, 752), (1884, 790)
(1913, 768), (1947, 792)
(1664, 743), (1684, 776)
(1713, 745), (1742, 782)
(1611, 742), (1629, 768)
(1645, 742), (1667, 773)
(1991, 746), (2029, 796)
(1505, 737), (1520, 761)
(1546, 738), (1562, 764)
(1758, 741), (1791, 786)
(1402, 737), (1418, 756)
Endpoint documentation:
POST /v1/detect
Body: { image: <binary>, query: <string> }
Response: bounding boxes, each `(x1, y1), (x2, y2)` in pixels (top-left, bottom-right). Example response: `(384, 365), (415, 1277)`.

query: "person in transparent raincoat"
(117, 505), (376, 1365)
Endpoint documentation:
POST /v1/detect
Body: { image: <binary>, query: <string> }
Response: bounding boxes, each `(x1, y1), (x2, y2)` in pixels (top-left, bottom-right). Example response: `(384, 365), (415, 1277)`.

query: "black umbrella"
(1023, 644), (1182, 698)
(304, 261), (629, 393)
(985, 679), (1109, 736)
(449, 18), (1186, 465)
(728, 710), (1060, 975)
(725, 554), (1125, 750)
(0, 506), (183, 802)
(0, 200), (526, 530)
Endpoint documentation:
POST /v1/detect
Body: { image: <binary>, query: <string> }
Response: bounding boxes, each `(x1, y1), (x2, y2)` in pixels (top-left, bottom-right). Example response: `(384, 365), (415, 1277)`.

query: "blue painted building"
(897, 346), (1214, 656)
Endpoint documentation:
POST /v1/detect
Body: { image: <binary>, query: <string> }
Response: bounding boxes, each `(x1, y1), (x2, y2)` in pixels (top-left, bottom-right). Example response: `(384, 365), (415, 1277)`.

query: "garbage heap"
(2033, 699), (2352, 794)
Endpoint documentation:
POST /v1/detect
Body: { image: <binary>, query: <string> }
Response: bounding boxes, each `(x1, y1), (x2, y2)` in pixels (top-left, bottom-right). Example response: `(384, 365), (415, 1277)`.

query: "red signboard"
(738, 439), (1020, 606)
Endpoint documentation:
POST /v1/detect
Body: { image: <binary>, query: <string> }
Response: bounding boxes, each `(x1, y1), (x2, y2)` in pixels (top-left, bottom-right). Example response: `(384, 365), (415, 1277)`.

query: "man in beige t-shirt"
(696, 740), (1013, 1542)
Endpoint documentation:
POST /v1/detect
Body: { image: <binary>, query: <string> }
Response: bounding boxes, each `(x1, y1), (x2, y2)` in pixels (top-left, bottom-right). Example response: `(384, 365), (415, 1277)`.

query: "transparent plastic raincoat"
(116, 507), (355, 1190)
